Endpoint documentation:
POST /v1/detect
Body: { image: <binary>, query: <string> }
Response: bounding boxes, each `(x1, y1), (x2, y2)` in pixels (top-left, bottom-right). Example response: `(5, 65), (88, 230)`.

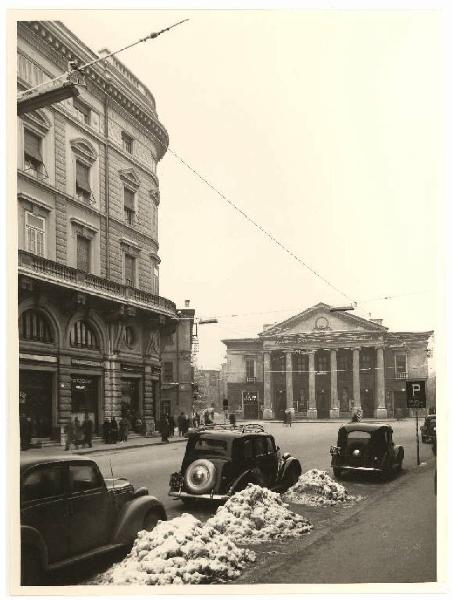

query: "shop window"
(124, 254), (136, 287)
(25, 211), (46, 257)
(19, 309), (53, 343)
(70, 320), (99, 349)
(124, 187), (135, 225)
(122, 132), (134, 154)
(73, 98), (91, 125)
(163, 362), (174, 383)
(24, 129), (45, 177)
(75, 160), (92, 202)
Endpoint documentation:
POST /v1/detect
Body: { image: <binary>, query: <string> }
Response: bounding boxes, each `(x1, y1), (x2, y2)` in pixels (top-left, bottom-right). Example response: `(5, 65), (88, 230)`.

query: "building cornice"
(18, 21), (169, 160)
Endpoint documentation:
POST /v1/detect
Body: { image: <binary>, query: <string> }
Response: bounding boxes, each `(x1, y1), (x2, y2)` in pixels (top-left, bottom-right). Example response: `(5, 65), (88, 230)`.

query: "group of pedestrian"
(64, 415), (93, 450)
(177, 412), (190, 437)
(102, 416), (129, 444)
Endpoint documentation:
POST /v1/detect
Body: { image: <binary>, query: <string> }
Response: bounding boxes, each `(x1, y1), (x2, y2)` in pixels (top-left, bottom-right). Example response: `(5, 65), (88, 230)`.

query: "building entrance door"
(121, 377), (142, 431)
(242, 392), (259, 419)
(19, 370), (54, 437)
(316, 392), (330, 419)
(71, 375), (100, 432)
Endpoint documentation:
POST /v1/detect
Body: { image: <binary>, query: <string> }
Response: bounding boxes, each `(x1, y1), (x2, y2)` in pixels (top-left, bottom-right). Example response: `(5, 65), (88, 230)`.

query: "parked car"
(330, 423), (404, 480)
(20, 455), (166, 585)
(169, 424), (302, 501)
(420, 415), (436, 444)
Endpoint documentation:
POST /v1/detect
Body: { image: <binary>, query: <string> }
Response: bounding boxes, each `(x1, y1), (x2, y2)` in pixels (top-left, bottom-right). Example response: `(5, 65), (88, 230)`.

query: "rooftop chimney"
(184, 300), (190, 308)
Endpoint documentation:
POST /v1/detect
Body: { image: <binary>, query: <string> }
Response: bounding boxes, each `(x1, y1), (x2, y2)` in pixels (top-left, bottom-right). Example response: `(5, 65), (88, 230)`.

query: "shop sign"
(19, 353), (57, 363)
(71, 359), (102, 367)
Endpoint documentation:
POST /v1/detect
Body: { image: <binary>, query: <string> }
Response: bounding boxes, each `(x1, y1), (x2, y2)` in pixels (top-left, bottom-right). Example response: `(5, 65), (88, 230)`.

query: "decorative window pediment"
(120, 238), (141, 257)
(71, 218), (98, 240)
(21, 109), (51, 136)
(70, 138), (98, 164)
(119, 169), (140, 191)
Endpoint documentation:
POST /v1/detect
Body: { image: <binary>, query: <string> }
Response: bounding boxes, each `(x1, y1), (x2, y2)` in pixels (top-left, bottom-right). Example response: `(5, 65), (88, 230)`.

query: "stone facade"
(223, 303), (435, 420)
(17, 21), (177, 440)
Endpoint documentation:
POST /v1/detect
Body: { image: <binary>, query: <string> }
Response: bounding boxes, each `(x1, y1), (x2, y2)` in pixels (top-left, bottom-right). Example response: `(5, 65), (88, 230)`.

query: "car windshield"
(192, 437), (228, 455)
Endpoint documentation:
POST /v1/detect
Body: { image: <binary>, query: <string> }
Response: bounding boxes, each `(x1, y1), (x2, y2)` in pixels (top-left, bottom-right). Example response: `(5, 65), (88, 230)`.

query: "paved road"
(91, 420), (434, 520)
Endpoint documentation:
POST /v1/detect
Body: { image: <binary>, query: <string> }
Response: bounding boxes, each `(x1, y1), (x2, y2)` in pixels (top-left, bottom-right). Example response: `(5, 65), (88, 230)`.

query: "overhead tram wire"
(168, 148), (356, 306)
(18, 19), (189, 97)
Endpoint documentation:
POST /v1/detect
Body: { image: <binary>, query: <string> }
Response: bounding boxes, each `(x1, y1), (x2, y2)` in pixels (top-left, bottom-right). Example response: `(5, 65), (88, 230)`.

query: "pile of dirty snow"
(92, 513), (255, 586)
(282, 469), (360, 507)
(207, 483), (312, 543)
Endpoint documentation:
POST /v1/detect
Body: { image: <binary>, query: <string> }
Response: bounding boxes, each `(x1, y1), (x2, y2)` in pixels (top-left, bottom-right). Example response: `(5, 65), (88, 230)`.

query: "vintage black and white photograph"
(8, 3), (445, 593)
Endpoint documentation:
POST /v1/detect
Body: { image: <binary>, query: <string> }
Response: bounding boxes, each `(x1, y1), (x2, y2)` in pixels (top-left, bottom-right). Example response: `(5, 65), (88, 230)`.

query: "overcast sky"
(50, 9), (441, 368)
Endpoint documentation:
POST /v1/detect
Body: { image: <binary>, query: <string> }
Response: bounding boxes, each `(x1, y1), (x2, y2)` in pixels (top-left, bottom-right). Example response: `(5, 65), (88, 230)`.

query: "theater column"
(353, 348), (362, 413)
(263, 351), (273, 420)
(285, 351), (294, 411)
(307, 350), (317, 419)
(330, 349), (339, 419)
(375, 347), (388, 418)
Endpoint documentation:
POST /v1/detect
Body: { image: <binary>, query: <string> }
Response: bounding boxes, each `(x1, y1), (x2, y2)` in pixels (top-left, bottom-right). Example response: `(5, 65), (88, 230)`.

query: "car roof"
(188, 429), (270, 440)
(20, 454), (95, 474)
(339, 423), (392, 433)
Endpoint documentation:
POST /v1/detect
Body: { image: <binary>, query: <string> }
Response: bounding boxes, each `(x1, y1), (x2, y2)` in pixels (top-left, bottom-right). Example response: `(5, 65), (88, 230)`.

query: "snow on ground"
(92, 513), (255, 585)
(207, 484), (312, 543)
(282, 469), (362, 507)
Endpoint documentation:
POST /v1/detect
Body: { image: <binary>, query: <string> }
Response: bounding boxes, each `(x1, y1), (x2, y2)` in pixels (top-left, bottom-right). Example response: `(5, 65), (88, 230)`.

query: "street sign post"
(406, 380), (426, 466)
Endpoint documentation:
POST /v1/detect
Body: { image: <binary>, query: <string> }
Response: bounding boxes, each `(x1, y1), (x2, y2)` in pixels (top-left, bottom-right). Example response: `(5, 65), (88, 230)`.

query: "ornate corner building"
(17, 21), (179, 440)
(223, 303), (435, 420)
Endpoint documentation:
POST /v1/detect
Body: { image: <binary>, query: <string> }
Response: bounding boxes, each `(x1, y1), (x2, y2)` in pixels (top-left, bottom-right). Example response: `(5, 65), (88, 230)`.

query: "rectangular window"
(124, 188), (135, 225)
(24, 129), (43, 174)
(22, 465), (66, 503)
(124, 254), (136, 287)
(395, 354), (407, 374)
(153, 265), (159, 294)
(163, 362), (174, 382)
(245, 358), (255, 379)
(25, 212), (45, 257)
(317, 354), (328, 372)
(77, 236), (90, 272)
(69, 464), (102, 493)
(122, 132), (133, 154)
(76, 160), (91, 201)
(73, 99), (90, 125)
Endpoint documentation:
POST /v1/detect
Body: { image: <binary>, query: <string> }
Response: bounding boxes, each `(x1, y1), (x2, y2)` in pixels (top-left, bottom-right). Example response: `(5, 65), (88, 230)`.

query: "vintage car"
(169, 424), (302, 501)
(420, 415), (436, 444)
(330, 423), (404, 480)
(20, 455), (166, 585)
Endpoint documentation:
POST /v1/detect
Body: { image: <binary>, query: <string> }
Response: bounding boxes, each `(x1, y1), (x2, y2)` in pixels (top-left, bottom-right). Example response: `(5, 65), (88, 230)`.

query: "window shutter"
(77, 236), (90, 272)
(124, 188), (135, 210)
(76, 161), (91, 193)
(24, 130), (42, 162)
(124, 254), (135, 286)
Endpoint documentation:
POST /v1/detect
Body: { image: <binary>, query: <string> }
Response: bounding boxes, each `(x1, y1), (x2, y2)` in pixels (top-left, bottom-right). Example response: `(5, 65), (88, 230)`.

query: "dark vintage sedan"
(169, 424), (302, 501)
(20, 455), (166, 585)
(420, 415), (436, 444)
(330, 423), (404, 480)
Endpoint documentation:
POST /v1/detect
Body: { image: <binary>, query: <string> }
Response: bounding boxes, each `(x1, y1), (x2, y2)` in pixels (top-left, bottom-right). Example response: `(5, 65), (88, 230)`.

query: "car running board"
(47, 543), (126, 572)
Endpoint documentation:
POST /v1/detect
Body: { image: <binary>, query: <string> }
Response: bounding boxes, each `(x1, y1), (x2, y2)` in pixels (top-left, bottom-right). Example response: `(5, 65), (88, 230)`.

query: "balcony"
(395, 372), (408, 380)
(18, 250), (177, 318)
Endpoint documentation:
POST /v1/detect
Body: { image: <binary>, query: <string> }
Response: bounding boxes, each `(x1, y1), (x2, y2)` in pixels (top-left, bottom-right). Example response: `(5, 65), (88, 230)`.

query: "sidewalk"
(20, 434), (187, 457)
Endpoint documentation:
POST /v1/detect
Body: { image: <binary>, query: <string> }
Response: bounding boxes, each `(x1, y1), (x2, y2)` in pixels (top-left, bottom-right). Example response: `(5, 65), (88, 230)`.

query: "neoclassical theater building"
(17, 21), (179, 440)
(223, 303), (435, 420)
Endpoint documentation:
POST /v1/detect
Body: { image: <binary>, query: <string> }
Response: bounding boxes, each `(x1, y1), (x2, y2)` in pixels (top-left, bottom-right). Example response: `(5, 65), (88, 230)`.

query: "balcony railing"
(18, 250), (177, 318)
(395, 372), (408, 380)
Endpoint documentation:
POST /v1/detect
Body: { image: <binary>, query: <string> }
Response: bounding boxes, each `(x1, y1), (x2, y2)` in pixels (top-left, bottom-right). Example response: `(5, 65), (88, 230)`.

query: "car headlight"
(352, 449), (361, 457)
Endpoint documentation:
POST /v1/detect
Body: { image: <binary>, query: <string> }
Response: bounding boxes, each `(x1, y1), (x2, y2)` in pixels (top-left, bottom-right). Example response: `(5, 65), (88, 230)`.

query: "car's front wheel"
(21, 548), (43, 586)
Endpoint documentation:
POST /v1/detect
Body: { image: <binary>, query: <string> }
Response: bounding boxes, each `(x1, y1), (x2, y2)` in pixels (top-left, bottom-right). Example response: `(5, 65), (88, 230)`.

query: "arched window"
(19, 309), (53, 343)
(70, 320), (99, 349)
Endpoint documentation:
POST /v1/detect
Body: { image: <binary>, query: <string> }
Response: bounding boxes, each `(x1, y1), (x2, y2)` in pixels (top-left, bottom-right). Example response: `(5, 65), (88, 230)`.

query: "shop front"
(71, 374), (101, 432)
(19, 369), (55, 438)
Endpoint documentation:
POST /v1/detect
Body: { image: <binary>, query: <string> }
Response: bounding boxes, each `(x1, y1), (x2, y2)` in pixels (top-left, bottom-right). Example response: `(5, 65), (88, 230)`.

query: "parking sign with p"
(406, 380), (426, 409)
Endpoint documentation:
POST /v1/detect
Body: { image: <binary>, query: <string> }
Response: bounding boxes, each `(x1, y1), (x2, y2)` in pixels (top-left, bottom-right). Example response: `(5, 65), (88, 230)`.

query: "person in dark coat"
(110, 417), (118, 444)
(82, 416), (93, 448)
(119, 416), (129, 443)
(177, 412), (186, 436)
(229, 413), (236, 428)
(168, 415), (175, 438)
(65, 419), (75, 451)
(74, 417), (83, 449)
(160, 415), (170, 443)
(103, 418), (110, 444)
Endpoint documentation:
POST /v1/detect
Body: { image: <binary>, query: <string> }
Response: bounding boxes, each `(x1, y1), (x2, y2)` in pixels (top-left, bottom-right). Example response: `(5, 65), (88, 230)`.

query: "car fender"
(228, 468), (263, 494)
(21, 525), (48, 570)
(111, 495), (166, 546)
(279, 457), (302, 482)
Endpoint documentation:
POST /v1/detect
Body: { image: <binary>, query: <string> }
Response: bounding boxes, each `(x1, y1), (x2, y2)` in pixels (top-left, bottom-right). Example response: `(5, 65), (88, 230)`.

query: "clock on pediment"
(315, 316), (329, 330)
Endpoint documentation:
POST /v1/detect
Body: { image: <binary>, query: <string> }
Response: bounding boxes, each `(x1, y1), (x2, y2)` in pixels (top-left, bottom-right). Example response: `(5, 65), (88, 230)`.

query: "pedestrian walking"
(193, 411), (200, 428)
(110, 417), (118, 444)
(177, 412), (186, 436)
(103, 418), (111, 444)
(285, 408), (293, 427)
(74, 416), (83, 449)
(64, 419), (74, 451)
(82, 415), (93, 448)
(160, 414), (170, 443)
(168, 414), (175, 438)
(119, 416), (129, 442)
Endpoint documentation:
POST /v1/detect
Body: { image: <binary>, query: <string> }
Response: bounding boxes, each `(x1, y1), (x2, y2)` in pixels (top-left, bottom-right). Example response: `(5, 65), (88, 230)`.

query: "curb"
(72, 438), (188, 456)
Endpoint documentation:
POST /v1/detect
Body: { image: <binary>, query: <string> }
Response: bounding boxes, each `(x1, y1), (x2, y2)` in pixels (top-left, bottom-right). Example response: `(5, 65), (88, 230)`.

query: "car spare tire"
(184, 459), (216, 494)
